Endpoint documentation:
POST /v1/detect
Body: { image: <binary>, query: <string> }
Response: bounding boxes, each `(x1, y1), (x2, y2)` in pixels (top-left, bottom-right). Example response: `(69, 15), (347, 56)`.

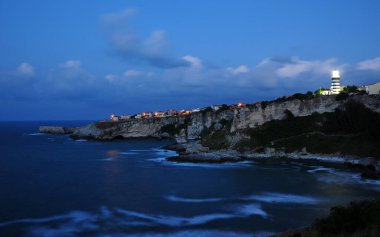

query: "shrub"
(160, 124), (186, 136)
(336, 92), (349, 101)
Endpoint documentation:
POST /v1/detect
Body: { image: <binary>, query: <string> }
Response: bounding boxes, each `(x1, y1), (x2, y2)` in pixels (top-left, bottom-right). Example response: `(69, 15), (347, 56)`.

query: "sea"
(0, 121), (379, 237)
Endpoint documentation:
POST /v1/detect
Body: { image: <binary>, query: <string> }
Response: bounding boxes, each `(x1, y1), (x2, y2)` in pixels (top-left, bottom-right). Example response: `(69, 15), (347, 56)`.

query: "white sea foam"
(243, 192), (320, 205)
(156, 160), (254, 169)
(101, 229), (259, 237)
(0, 204), (268, 236)
(307, 167), (335, 173)
(119, 151), (139, 155)
(0, 210), (93, 228)
(115, 203), (267, 226)
(75, 139), (88, 142)
(27, 133), (44, 136)
(164, 195), (225, 203)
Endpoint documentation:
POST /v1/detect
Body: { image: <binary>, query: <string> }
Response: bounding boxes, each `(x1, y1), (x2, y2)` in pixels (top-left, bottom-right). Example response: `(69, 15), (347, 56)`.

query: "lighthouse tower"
(331, 69), (341, 95)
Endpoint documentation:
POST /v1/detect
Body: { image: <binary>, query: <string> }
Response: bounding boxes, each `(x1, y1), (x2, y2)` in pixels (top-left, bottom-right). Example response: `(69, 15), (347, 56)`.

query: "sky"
(1, 0), (380, 120)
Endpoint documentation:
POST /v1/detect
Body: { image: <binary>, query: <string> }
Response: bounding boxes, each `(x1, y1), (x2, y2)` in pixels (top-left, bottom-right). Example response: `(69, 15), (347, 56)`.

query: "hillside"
(71, 94), (380, 159)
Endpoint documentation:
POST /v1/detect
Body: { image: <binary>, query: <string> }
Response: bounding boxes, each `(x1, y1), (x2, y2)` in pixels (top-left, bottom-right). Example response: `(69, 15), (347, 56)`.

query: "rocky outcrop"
(71, 94), (380, 142)
(39, 126), (76, 134)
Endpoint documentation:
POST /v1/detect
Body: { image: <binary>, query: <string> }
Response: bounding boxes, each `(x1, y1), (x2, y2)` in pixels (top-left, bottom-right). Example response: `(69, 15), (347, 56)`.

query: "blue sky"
(1, 0), (380, 120)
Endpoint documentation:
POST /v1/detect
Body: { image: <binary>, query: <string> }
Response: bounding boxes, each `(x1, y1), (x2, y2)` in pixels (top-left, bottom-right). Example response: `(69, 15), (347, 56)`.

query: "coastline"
(164, 145), (380, 180)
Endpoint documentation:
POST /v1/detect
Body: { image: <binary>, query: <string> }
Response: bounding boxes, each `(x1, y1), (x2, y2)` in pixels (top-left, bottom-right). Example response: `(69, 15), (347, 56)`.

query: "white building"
(110, 114), (119, 121)
(365, 82), (380, 95)
(330, 69), (341, 95)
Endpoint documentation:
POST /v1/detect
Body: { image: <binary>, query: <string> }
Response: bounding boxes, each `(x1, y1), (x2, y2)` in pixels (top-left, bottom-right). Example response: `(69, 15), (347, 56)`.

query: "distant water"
(0, 121), (379, 237)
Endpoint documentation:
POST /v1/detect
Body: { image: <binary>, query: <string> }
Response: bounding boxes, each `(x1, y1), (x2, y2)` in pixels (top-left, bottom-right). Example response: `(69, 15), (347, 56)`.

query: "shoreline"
(164, 146), (380, 180)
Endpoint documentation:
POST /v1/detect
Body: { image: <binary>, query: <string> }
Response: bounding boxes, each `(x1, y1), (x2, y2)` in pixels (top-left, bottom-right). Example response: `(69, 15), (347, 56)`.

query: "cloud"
(124, 69), (154, 78)
(357, 57), (380, 71)
(227, 65), (249, 74)
(105, 74), (116, 82)
(17, 63), (35, 77)
(2, 55), (380, 120)
(182, 55), (202, 69)
(274, 57), (338, 78)
(60, 60), (81, 71)
(102, 9), (190, 68)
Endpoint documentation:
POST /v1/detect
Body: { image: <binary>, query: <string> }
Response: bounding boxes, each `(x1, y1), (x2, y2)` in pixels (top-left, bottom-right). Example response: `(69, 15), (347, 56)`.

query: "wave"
(164, 195), (225, 203)
(103, 229), (258, 237)
(307, 167), (336, 173)
(0, 210), (94, 228)
(115, 203), (267, 227)
(26, 133), (44, 136)
(0, 204), (268, 236)
(119, 151), (139, 155)
(243, 192), (320, 204)
(75, 139), (88, 142)
(165, 192), (320, 205)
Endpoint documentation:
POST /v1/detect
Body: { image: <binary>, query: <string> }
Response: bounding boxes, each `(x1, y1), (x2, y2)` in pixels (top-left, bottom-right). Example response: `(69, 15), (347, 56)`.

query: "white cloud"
(357, 57), (380, 71)
(275, 57), (338, 78)
(227, 65), (249, 75)
(182, 55), (202, 69)
(143, 30), (168, 56)
(17, 63), (35, 77)
(105, 74), (116, 82)
(60, 60), (81, 71)
(124, 69), (154, 78)
(102, 8), (190, 68)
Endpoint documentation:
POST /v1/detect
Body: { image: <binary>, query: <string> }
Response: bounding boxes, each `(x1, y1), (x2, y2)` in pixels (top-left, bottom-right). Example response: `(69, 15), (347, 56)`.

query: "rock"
(39, 126), (76, 134)
(175, 129), (187, 143)
(184, 140), (209, 154)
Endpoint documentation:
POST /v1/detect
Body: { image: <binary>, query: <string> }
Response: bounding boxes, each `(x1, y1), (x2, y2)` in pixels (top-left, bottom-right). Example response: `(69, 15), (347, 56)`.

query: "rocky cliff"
(72, 94), (380, 143)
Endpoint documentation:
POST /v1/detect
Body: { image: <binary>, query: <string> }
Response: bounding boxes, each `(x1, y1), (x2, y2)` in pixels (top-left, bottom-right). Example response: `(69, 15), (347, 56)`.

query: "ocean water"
(0, 121), (379, 237)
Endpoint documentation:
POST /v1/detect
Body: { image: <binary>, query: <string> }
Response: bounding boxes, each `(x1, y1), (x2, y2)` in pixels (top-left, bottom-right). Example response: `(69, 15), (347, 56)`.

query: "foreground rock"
(274, 199), (380, 237)
(39, 126), (76, 134)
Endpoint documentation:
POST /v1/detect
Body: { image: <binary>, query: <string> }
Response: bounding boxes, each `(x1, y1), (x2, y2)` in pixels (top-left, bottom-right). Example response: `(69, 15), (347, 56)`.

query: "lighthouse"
(331, 69), (341, 95)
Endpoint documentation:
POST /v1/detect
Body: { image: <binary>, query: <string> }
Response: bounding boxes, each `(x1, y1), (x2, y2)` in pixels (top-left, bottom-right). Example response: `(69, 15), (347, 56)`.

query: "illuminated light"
(332, 69), (340, 78)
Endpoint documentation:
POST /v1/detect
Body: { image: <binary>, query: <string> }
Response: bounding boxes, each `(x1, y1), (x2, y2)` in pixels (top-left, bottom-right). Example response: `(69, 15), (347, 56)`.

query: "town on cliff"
(108, 70), (380, 122)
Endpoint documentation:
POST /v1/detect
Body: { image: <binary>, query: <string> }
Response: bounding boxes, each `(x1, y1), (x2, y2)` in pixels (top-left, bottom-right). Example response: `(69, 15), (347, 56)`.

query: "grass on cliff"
(277, 199), (380, 237)
(200, 121), (231, 150)
(160, 124), (186, 136)
(235, 100), (380, 158)
(94, 121), (120, 129)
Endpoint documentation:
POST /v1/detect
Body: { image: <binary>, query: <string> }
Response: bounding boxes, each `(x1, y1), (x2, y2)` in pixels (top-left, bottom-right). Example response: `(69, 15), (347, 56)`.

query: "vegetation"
(261, 91), (316, 110)
(201, 129), (230, 150)
(277, 199), (380, 237)
(160, 124), (186, 136)
(199, 122), (230, 150)
(94, 121), (120, 129)
(234, 100), (380, 158)
(202, 106), (213, 113)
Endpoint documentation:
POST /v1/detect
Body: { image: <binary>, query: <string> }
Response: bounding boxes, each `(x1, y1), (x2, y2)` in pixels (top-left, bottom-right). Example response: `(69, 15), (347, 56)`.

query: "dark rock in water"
(39, 126), (76, 134)
(161, 143), (186, 152)
(345, 163), (380, 180)
(167, 151), (244, 164)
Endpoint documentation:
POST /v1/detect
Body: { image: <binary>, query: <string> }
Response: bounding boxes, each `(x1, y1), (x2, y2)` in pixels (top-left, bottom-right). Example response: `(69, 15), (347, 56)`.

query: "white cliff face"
(230, 96), (339, 132)
(72, 95), (380, 141)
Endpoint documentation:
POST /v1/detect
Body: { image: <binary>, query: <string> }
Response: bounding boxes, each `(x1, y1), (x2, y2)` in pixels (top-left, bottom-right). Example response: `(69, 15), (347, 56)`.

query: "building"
(179, 110), (192, 116)
(320, 89), (333, 95)
(365, 82), (380, 95)
(110, 114), (119, 121)
(166, 109), (178, 116)
(154, 111), (165, 117)
(120, 115), (131, 120)
(330, 69), (341, 95)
